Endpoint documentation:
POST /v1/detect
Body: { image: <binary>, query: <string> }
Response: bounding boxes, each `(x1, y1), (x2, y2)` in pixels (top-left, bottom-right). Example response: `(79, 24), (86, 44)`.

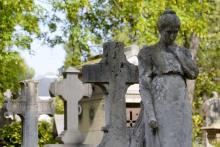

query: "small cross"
(49, 67), (92, 144)
(127, 111), (137, 127)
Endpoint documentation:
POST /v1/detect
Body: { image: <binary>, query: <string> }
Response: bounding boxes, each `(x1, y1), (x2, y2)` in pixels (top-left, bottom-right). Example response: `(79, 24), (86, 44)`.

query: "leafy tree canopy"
(0, 0), (41, 51)
(47, 0), (216, 66)
(0, 0), (41, 106)
(46, 0), (219, 99)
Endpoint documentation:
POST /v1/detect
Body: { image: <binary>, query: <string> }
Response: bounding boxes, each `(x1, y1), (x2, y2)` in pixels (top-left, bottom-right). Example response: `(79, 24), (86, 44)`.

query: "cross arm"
(124, 61), (139, 84)
(4, 98), (26, 116)
(82, 63), (109, 83)
(37, 99), (55, 116)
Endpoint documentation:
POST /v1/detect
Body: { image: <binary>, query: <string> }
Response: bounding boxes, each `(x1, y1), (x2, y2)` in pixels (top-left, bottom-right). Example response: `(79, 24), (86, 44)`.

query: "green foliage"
(0, 51), (33, 107)
(25, 66), (36, 80)
(0, 51), (36, 106)
(0, 0), (42, 107)
(0, 121), (58, 146)
(192, 4), (220, 142)
(0, 0), (41, 51)
(0, 121), (22, 146)
(47, 0), (215, 66)
(192, 142), (203, 147)
(195, 0), (220, 102)
(192, 114), (203, 142)
(213, 142), (220, 147)
(195, 72), (220, 100)
(38, 121), (58, 146)
(0, 52), (26, 92)
(55, 96), (64, 114)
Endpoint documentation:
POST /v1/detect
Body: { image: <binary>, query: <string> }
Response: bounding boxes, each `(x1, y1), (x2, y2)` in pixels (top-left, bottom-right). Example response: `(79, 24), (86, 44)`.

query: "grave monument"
(4, 80), (55, 147)
(138, 9), (199, 147)
(82, 42), (138, 147)
(0, 89), (13, 128)
(44, 67), (92, 147)
(202, 92), (220, 146)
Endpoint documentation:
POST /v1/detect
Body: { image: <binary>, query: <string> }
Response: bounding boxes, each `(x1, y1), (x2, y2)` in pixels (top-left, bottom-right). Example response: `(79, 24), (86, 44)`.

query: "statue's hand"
(148, 119), (158, 129)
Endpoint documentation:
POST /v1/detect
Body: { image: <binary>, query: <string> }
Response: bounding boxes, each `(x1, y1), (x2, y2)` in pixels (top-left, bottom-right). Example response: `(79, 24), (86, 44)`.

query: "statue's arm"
(138, 50), (157, 128)
(176, 47), (199, 79)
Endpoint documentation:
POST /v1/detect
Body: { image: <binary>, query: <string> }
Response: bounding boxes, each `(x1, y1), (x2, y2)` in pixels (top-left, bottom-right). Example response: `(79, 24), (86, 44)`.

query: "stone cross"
(4, 80), (55, 147)
(127, 111), (137, 127)
(49, 67), (92, 144)
(82, 42), (138, 147)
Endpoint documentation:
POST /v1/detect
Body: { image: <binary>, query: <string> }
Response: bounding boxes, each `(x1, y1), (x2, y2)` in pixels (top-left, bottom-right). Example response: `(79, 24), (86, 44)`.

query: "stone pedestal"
(202, 94), (220, 146)
(44, 144), (93, 147)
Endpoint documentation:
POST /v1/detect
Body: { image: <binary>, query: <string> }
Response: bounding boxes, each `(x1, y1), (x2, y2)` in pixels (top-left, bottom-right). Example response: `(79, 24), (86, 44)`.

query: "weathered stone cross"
(49, 67), (92, 144)
(82, 42), (138, 147)
(4, 80), (55, 147)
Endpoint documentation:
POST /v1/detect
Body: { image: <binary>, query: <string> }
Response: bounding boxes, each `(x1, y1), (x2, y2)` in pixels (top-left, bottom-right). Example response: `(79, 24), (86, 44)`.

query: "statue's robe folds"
(138, 44), (199, 147)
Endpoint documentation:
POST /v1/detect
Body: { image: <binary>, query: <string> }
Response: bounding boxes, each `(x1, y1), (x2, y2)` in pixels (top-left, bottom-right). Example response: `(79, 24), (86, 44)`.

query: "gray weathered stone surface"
(202, 92), (220, 147)
(127, 104), (145, 147)
(82, 42), (138, 147)
(4, 80), (55, 147)
(202, 92), (220, 126)
(138, 9), (199, 147)
(0, 90), (13, 129)
(48, 67), (92, 145)
(44, 144), (94, 147)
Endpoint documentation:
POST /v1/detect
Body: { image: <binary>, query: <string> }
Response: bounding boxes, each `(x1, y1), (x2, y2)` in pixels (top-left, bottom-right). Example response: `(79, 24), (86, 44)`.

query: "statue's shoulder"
(138, 45), (155, 60)
(177, 46), (192, 57)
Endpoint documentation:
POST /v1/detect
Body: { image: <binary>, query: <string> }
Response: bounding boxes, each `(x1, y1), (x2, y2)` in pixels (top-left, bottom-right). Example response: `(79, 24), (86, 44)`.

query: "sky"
(16, 0), (66, 78)
(19, 40), (66, 77)
(18, 0), (67, 78)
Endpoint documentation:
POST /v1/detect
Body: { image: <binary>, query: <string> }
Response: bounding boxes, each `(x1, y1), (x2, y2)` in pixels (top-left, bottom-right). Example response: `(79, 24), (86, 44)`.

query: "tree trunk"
(187, 33), (200, 104)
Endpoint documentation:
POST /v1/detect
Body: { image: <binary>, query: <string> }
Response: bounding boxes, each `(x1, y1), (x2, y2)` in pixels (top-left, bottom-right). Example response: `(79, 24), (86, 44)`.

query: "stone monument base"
(44, 144), (94, 147)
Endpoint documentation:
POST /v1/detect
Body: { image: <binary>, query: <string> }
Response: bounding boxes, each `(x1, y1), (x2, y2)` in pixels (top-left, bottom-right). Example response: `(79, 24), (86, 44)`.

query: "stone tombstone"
(0, 90), (12, 128)
(78, 95), (105, 146)
(4, 80), (55, 147)
(202, 92), (220, 146)
(0, 89), (13, 145)
(203, 92), (220, 126)
(82, 42), (138, 147)
(45, 67), (92, 146)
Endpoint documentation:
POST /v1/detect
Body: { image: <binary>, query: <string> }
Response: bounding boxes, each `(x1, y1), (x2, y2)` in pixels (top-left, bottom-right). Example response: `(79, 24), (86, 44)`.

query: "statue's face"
(160, 27), (179, 45)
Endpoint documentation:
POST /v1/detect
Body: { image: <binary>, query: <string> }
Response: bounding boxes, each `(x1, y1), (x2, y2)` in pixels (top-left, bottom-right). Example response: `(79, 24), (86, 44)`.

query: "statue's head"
(158, 9), (180, 45)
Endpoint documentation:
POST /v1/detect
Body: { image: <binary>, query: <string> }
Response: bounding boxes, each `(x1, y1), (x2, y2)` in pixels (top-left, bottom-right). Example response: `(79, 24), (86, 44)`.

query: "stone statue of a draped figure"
(138, 10), (199, 147)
